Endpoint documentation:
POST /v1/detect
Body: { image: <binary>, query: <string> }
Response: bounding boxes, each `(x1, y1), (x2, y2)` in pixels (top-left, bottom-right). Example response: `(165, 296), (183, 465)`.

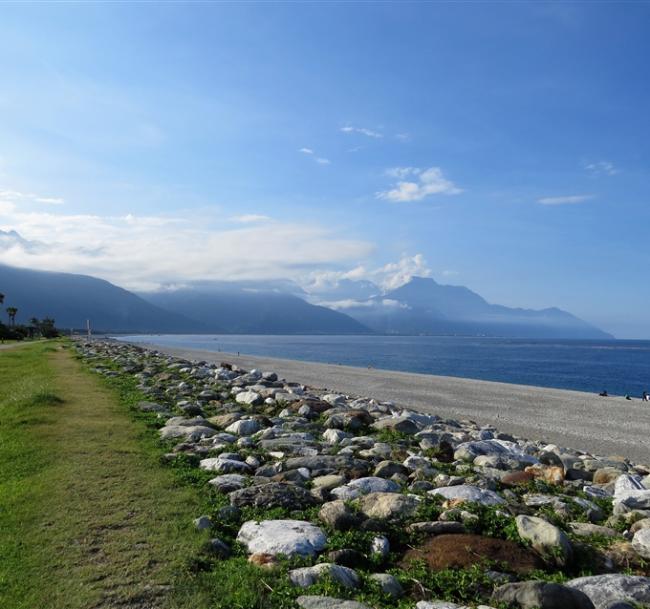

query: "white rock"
(235, 391), (262, 405)
(567, 574), (650, 609)
(322, 429), (351, 445)
(370, 535), (390, 559)
(322, 394), (347, 406)
(236, 519), (327, 557)
(515, 515), (573, 566)
(225, 419), (262, 436)
(632, 528), (650, 559)
(289, 563), (359, 588)
(330, 477), (400, 500)
(428, 484), (505, 506)
(199, 457), (251, 473)
(454, 439), (538, 465)
(159, 425), (216, 441)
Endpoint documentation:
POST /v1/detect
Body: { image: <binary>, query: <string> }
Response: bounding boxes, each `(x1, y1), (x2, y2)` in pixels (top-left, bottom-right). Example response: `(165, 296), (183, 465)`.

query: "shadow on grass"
(27, 390), (65, 407)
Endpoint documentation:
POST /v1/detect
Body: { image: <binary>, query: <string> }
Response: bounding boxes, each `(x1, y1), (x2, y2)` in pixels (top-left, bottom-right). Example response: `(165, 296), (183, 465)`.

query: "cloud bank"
(0, 196), (373, 292)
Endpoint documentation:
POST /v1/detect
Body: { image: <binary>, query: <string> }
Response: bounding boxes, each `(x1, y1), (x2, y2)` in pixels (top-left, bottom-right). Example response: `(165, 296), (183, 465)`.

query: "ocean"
(116, 334), (650, 397)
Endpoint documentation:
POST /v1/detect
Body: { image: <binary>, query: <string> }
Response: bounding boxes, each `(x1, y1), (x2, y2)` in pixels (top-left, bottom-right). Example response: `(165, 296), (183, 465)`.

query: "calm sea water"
(117, 334), (650, 397)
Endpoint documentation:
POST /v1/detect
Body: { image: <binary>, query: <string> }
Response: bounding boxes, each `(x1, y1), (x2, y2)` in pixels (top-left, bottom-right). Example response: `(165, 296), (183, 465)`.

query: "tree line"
(0, 292), (59, 341)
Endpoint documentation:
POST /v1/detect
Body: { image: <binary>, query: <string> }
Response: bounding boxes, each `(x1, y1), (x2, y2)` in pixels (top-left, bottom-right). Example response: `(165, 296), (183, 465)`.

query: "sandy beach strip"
(126, 341), (650, 464)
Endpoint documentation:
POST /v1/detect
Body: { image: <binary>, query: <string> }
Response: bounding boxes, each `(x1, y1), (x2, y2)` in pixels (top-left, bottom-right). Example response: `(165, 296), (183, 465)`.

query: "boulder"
(237, 519), (327, 557)
(208, 474), (248, 493)
(199, 457), (251, 474)
(235, 391), (262, 405)
(371, 416), (419, 435)
(368, 573), (403, 598)
(515, 515), (573, 566)
(407, 521), (466, 535)
(429, 485), (505, 506)
(567, 575), (650, 609)
(229, 482), (317, 509)
(225, 419), (262, 436)
(631, 527), (650, 558)
(159, 425), (216, 441)
(296, 597), (372, 609)
(319, 500), (362, 530)
(491, 581), (595, 609)
(289, 563), (359, 588)
(330, 477), (399, 500)
(356, 492), (420, 520)
(454, 439), (538, 465)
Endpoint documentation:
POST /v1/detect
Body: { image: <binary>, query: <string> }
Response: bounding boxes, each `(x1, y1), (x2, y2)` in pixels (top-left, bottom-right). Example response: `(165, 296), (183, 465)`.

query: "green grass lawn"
(0, 341), (211, 609)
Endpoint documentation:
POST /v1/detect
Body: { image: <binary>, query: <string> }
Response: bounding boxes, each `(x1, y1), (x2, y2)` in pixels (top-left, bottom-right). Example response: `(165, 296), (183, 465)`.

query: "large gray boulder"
(491, 581), (595, 609)
(225, 418), (262, 436)
(429, 484), (505, 506)
(159, 425), (216, 441)
(236, 519), (327, 557)
(330, 476), (399, 500)
(229, 481), (317, 509)
(454, 439), (538, 465)
(289, 563), (359, 588)
(567, 575), (650, 609)
(371, 415), (419, 435)
(631, 527), (650, 558)
(199, 457), (252, 474)
(515, 515), (573, 566)
(356, 491), (420, 520)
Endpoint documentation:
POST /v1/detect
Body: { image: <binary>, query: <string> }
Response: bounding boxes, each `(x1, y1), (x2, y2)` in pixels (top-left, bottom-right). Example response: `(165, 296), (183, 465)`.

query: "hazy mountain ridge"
(332, 276), (613, 339)
(0, 263), (611, 337)
(0, 264), (206, 333)
(139, 286), (370, 334)
(0, 264), (368, 334)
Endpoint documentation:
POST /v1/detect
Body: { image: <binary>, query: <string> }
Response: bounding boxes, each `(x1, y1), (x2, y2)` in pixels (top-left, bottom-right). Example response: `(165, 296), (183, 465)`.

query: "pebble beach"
(78, 339), (650, 609)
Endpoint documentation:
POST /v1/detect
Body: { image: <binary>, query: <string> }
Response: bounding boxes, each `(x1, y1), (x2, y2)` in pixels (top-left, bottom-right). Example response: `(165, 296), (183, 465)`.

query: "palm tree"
(6, 307), (17, 326)
(29, 317), (40, 338)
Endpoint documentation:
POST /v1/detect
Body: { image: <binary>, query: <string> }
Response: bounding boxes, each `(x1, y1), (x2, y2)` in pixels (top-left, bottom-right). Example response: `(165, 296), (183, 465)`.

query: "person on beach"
(643, 391), (649, 402)
(599, 390), (608, 397)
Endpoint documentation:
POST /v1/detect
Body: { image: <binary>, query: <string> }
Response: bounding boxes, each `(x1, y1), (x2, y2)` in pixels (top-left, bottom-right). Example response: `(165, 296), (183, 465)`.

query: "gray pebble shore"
(78, 339), (650, 609)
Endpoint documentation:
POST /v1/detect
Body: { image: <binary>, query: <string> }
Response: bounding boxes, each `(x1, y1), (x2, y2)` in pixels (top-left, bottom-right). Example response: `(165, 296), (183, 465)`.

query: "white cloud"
(340, 126), (383, 138)
(321, 297), (410, 311)
(375, 253), (431, 290)
(299, 148), (330, 165)
(230, 214), (271, 224)
(584, 160), (618, 176)
(0, 198), (373, 291)
(377, 167), (462, 202)
(395, 133), (411, 141)
(305, 253), (432, 295)
(0, 189), (64, 205)
(537, 194), (594, 205)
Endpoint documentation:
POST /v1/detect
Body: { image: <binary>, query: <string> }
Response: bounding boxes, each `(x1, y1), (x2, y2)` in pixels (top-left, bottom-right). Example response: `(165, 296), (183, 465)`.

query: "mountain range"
(0, 263), (612, 338)
(328, 276), (612, 339)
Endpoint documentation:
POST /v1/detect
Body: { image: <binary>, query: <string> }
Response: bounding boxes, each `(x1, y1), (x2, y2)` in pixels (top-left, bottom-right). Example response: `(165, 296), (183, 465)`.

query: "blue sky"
(0, 2), (649, 337)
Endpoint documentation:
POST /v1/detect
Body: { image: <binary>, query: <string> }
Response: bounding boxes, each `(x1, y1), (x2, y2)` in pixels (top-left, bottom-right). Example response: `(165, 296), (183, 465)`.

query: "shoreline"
(121, 339), (650, 464)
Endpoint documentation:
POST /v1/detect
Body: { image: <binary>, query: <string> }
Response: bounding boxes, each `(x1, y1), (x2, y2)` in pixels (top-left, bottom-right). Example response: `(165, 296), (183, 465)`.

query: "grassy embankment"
(0, 340), (212, 609)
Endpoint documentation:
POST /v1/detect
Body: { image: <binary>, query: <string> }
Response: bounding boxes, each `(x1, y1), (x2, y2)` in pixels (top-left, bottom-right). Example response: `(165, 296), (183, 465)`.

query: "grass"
(0, 340), (211, 609)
